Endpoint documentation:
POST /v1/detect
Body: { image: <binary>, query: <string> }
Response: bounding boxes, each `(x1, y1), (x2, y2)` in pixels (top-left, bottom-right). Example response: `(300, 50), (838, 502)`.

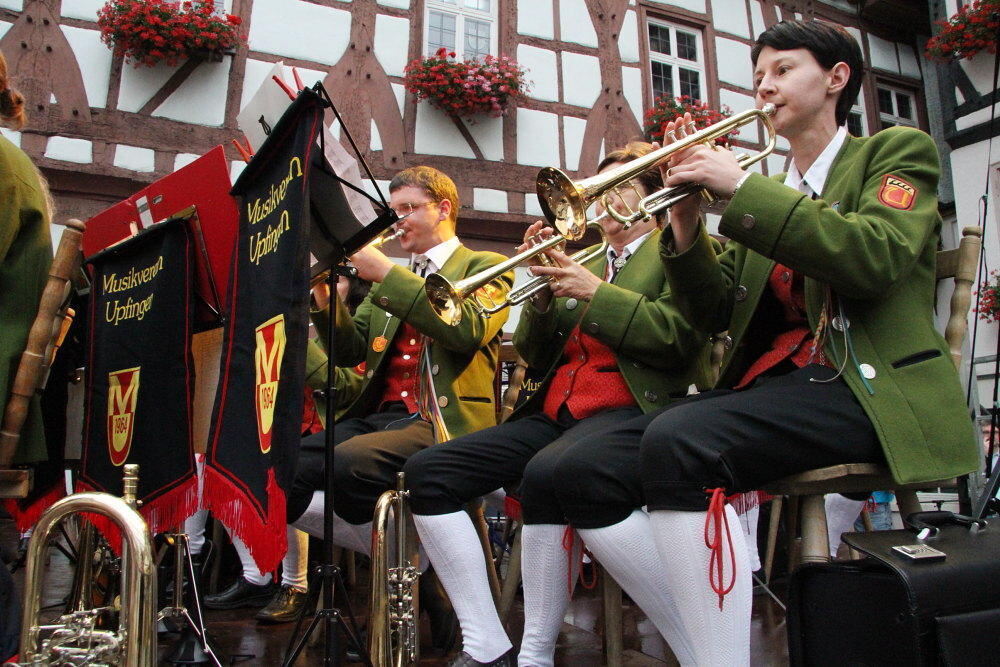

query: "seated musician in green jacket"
(532, 20), (980, 666)
(284, 164), (513, 559)
(402, 142), (716, 667)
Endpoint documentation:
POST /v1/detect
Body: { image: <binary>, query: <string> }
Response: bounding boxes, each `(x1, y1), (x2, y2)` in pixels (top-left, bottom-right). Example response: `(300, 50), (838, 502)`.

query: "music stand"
(282, 84), (400, 667)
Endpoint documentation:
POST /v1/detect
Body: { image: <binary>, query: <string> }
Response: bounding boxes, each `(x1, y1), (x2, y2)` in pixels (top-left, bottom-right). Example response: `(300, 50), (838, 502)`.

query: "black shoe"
(420, 565), (459, 653)
(447, 648), (516, 667)
(202, 579), (277, 610)
(254, 585), (311, 624)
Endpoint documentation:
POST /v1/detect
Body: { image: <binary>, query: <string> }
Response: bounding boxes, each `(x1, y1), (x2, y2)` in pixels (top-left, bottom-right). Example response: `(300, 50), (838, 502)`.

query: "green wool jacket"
(303, 338), (363, 429)
(0, 136), (52, 464)
(661, 126), (979, 485)
(331, 244), (513, 441)
(512, 228), (715, 417)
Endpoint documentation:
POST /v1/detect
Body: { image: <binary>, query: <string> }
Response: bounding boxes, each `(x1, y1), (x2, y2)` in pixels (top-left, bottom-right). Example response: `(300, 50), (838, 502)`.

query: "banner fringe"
(201, 466), (287, 574)
(4, 483), (66, 533)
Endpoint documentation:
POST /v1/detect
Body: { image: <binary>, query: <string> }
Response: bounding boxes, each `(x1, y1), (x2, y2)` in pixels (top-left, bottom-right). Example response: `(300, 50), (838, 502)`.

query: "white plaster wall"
(45, 136), (92, 163)
(517, 45), (559, 103)
(559, 0), (598, 48)
(867, 33), (898, 74)
(378, 0), (410, 9)
(61, 0), (102, 21)
(518, 0), (554, 40)
(618, 10), (640, 64)
(563, 115), (587, 172)
(391, 82), (407, 116)
(249, 0), (351, 66)
(712, 1), (750, 38)
(620, 65), (643, 129)
(0, 0), (21, 11)
(363, 179), (392, 200)
(61, 25), (113, 109)
(0, 128), (21, 147)
(413, 103), (476, 159)
(462, 116), (504, 161)
(956, 103), (1000, 132)
(749, 0), (765, 41)
(474, 188), (508, 213)
(241, 59), (279, 113)
(516, 108), (560, 167)
(561, 52), (601, 109)
(374, 14), (410, 78)
(646, 0), (705, 12)
(766, 152), (790, 177)
(113, 145), (155, 172)
(370, 119), (382, 151)
(0, 20), (10, 41)
(230, 160), (247, 182)
(719, 89), (758, 143)
(175, 153), (201, 171)
(524, 193), (545, 217)
(153, 60), (232, 127)
(715, 37), (753, 89)
(118, 61), (180, 113)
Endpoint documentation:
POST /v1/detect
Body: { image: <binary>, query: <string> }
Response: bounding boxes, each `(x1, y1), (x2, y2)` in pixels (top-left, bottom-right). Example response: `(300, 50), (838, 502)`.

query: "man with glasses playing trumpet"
(284, 166), (513, 644)
(401, 142), (717, 666)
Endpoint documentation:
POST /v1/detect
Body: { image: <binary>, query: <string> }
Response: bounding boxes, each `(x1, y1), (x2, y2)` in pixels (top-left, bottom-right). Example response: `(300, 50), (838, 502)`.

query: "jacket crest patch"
(877, 174), (916, 210)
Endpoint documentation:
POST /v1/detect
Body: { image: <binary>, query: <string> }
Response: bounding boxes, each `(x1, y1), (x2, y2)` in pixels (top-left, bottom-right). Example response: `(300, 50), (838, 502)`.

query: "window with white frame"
(876, 83), (917, 130)
(647, 20), (705, 103)
(846, 89), (868, 137)
(425, 0), (498, 60)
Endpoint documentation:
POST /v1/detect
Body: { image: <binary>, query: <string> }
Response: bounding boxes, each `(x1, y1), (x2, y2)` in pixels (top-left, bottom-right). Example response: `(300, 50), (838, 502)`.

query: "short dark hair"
(597, 141), (665, 223)
(751, 20), (864, 127)
(389, 166), (460, 226)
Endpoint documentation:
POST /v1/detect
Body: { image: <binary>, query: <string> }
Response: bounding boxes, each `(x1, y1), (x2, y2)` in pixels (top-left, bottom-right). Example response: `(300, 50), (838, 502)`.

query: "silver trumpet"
(309, 226), (406, 288)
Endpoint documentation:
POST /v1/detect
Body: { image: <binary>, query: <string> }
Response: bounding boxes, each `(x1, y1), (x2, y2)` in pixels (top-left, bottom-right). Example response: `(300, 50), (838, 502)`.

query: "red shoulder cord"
(562, 526), (598, 595)
(704, 488), (737, 610)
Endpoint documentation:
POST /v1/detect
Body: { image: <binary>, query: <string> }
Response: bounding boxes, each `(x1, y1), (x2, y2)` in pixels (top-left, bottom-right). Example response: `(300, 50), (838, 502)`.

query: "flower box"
(644, 95), (736, 145)
(403, 48), (529, 118)
(925, 0), (999, 62)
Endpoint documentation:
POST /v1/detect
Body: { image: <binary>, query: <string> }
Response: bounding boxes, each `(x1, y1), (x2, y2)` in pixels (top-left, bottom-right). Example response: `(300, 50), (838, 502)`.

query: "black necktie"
(413, 257), (429, 277)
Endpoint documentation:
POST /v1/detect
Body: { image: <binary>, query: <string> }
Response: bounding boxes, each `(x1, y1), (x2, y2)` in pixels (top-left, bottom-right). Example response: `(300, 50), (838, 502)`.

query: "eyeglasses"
(391, 201), (437, 217)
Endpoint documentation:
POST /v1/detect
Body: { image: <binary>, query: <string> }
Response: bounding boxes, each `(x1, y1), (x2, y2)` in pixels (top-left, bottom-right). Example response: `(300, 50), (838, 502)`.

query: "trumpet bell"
(536, 167), (589, 240)
(425, 273), (464, 327)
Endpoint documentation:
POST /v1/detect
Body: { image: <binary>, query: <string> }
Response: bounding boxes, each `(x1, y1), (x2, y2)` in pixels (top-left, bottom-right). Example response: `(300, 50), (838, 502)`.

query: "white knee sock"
(825, 494), (866, 557)
(231, 532), (272, 585)
(184, 509), (208, 556)
(738, 506), (761, 572)
(413, 511), (512, 662)
(648, 507), (752, 667)
(291, 491), (372, 556)
(282, 527), (309, 591)
(517, 524), (579, 667)
(578, 511), (696, 665)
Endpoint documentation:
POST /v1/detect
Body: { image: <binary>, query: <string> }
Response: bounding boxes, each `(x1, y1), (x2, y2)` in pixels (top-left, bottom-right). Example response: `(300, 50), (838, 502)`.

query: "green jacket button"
(741, 214), (755, 230)
(586, 322), (599, 334)
(565, 298), (578, 310)
(378, 296), (390, 307)
(366, 369), (374, 379)
(644, 390), (658, 402)
(723, 335), (734, 350)
(859, 363), (876, 380)
(832, 316), (849, 331)
(735, 285), (748, 302)
(438, 395), (449, 408)
(431, 364), (440, 375)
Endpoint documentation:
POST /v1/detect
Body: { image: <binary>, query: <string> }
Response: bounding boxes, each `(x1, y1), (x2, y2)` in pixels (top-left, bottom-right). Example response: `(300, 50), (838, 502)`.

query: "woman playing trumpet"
(530, 20), (979, 665)
(402, 141), (716, 666)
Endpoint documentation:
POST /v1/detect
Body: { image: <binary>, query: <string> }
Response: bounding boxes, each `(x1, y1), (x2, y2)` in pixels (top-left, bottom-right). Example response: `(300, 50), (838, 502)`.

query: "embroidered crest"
(254, 314), (287, 454)
(372, 336), (388, 353)
(107, 367), (140, 466)
(475, 282), (504, 307)
(877, 175), (916, 211)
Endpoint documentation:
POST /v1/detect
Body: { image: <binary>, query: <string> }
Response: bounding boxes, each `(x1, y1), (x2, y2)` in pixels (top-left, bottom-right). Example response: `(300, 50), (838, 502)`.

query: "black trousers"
(404, 407), (643, 524)
(286, 404), (434, 524)
(543, 365), (885, 528)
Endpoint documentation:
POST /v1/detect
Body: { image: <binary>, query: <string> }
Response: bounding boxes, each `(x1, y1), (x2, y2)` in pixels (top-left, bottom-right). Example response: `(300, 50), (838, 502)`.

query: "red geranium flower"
(403, 50), (529, 118)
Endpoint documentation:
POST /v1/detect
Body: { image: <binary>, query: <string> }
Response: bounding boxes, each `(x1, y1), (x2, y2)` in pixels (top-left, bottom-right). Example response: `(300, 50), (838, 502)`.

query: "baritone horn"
(370, 472), (421, 667)
(19, 464), (157, 666)
(536, 103), (777, 232)
(309, 227), (405, 288)
(424, 216), (609, 326)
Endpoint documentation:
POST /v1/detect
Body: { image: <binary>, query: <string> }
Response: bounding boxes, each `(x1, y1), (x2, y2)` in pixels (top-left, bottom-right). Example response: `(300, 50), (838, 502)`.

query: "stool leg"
(799, 494), (830, 565)
(600, 565), (623, 666)
(498, 526), (522, 623)
(764, 496), (782, 585)
(895, 489), (922, 523)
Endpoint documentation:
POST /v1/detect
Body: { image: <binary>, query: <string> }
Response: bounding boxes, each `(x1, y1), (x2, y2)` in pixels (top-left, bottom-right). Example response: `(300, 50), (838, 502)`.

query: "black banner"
(203, 90), (323, 573)
(80, 217), (197, 536)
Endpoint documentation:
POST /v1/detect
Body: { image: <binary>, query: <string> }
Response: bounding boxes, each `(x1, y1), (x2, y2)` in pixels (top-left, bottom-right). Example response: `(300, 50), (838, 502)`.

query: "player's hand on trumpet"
(528, 248), (603, 301)
(349, 244), (395, 283)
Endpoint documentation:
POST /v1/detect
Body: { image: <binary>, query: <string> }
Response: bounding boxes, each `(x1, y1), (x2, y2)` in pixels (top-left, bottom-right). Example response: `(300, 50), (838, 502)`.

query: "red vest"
(543, 325), (635, 420)
(379, 323), (422, 413)
(736, 263), (828, 389)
